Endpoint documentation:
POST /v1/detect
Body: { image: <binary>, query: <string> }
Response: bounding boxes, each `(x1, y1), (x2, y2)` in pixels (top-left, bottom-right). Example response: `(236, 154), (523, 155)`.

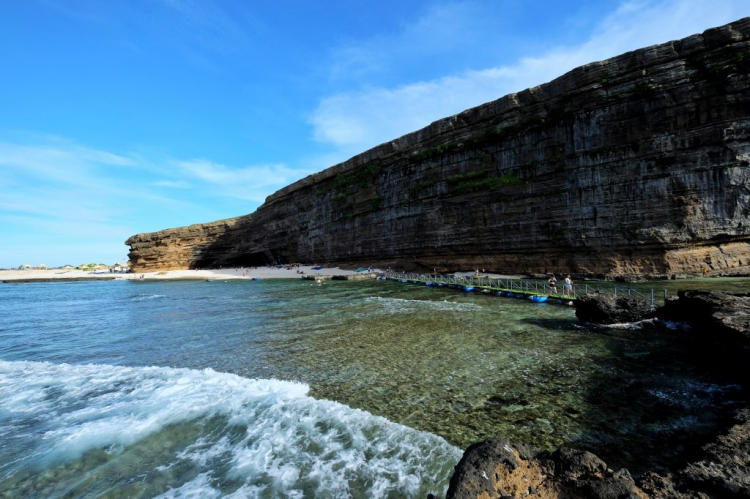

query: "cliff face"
(126, 218), (241, 272)
(127, 18), (750, 277)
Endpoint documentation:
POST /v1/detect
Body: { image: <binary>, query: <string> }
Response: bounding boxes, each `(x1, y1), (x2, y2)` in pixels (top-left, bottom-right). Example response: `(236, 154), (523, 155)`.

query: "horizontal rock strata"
(127, 18), (750, 277)
(127, 218), (241, 272)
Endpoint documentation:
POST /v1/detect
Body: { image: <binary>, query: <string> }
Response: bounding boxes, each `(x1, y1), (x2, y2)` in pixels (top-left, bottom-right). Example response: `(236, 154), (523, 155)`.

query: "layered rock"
(127, 18), (750, 277)
(126, 217), (242, 272)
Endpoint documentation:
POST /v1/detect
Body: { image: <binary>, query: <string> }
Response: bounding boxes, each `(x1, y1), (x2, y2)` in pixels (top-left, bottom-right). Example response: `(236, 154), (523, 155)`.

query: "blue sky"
(1, 0), (748, 268)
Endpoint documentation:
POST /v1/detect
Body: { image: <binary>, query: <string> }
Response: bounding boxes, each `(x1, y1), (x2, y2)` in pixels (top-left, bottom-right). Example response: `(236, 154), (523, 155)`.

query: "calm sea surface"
(0, 277), (748, 498)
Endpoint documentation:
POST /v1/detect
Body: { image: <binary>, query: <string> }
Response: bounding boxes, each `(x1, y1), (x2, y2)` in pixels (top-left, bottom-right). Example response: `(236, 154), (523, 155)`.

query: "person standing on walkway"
(564, 274), (573, 297)
(548, 274), (557, 294)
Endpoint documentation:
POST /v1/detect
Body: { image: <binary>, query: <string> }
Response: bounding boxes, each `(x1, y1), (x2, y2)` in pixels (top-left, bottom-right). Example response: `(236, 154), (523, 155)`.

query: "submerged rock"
(453, 290), (750, 497)
(659, 290), (750, 383)
(641, 408), (750, 498)
(575, 291), (657, 324)
(658, 290), (750, 337)
(614, 275), (648, 284)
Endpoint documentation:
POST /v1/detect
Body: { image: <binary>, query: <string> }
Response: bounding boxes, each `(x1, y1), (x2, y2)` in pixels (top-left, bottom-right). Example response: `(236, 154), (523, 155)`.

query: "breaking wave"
(0, 361), (460, 498)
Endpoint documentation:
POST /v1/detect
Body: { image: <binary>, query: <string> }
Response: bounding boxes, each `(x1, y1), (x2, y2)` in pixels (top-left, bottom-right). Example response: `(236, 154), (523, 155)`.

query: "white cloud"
(312, 0), (749, 162)
(0, 140), (134, 185)
(172, 159), (311, 202)
(0, 137), (303, 267)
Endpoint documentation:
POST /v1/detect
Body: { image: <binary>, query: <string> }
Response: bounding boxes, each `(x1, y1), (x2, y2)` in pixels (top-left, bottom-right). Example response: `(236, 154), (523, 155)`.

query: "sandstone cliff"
(127, 18), (750, 277)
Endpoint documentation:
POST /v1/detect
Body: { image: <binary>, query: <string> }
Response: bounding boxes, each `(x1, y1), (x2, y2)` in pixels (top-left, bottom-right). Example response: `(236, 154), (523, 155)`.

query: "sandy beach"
(0, 265), (367, 283)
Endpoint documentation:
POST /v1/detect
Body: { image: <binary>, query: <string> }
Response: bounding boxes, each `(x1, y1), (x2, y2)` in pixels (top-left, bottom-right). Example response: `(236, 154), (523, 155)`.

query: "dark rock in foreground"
(447, 439), (644, 498)
(640, 408), (750, 498)
(575, 291), (657, 324)
(659, 290), (750, 338)
(658, 290), (750, 384)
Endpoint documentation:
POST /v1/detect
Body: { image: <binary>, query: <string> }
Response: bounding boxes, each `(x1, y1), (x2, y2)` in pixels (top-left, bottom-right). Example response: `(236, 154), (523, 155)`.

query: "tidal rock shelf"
(127, 18), (750, 278)
(447, 290), (750, 498)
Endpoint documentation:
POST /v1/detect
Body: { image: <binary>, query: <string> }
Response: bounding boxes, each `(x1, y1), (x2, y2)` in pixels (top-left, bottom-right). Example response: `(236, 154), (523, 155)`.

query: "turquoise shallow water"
(0, 278), (748, 497)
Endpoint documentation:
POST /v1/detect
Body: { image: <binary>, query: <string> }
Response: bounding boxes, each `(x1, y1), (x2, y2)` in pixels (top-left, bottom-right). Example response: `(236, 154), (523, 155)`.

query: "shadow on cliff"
(518, 316), (747, 476)
(192, 215), (285, 269)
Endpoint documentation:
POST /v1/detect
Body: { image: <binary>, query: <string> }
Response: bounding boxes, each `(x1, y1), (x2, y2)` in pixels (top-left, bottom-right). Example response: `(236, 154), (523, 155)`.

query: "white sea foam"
(608, 318), (690, 331)
(364, 296), (482, 313)
(0, 361), (461, 497)
(131, 293), (167, 301)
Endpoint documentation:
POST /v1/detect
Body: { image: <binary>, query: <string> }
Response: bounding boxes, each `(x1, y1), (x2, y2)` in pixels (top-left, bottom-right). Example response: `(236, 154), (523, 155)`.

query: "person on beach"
(564, 275), (573, 297)
(548, 274), (557, 294)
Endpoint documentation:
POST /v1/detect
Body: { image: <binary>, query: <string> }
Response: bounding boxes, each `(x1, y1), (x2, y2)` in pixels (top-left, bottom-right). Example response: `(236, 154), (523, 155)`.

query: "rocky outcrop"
(447, 418), (750, 499)
(449, 290), (750, 498)
(446, 439), (646, 499)
(640, 408), (750, 498)
(126, 217), (242, 272)
(659, 290), (750, 385)
(659, 290), (750, 338)
(127, 18), (750, 277)
(575, 291), (657, 324)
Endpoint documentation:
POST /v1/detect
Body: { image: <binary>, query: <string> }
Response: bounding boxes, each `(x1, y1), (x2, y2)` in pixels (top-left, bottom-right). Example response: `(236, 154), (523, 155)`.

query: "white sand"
(0, 266), (367, 282)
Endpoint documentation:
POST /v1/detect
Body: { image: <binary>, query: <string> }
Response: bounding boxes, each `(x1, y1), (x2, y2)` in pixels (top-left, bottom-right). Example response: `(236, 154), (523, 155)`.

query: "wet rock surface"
(659, 290), (750, 383)
(448, 290), (750, 498)
(659, 290), (750, 338)
(640, 408), (750, 498)
(575, 291), (657, 324)
(446, 440), (645, 499)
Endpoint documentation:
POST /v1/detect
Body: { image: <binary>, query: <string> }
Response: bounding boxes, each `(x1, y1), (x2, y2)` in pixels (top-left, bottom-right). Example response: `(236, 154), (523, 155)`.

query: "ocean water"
(0, 278), (747, 498)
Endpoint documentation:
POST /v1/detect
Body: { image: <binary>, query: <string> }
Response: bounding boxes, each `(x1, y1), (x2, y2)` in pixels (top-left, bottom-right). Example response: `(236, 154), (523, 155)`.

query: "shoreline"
(0, 267), (531, 283)
(0, 266), (363, 283)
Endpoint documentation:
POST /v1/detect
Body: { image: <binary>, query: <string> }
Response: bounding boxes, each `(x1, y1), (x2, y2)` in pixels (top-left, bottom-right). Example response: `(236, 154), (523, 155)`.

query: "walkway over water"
(383, 272), (671, 306)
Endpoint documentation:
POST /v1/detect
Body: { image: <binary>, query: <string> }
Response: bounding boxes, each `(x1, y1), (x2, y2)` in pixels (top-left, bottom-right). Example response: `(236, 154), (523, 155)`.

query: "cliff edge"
(127, 18), (750, 277)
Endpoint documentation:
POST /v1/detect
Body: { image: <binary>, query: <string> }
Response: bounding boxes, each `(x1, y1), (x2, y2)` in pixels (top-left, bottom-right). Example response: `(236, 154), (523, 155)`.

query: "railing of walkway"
(385, 272), (669, 305)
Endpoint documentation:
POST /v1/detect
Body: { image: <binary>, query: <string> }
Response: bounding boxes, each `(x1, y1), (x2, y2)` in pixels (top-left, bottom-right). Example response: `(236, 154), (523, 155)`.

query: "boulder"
(452, 289), (750, 498)
(640, 409), (750, 498)
(446, 440), (645, 499)
(680, 408), (750, 497)
(658, 290), (750, 336)
(575, 291), (657, 324)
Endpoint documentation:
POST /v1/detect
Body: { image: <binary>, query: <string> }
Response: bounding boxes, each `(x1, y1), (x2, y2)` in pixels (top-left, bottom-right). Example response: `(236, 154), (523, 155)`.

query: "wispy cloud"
(171, 159), (310, 202)
(0, 136), (312, 266)
(328, 2), (490, 83)
(158, 0), (254, 54)
(0, 139), (134, 185)
(312, 0), (749, 162)
(0, 139), (182, 231)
